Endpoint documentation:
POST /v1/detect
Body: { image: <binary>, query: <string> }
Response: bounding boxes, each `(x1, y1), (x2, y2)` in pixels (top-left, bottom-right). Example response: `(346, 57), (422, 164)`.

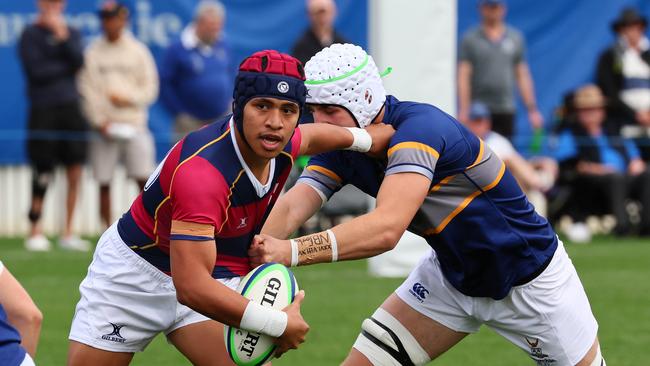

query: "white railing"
(0, 165), (140, 237)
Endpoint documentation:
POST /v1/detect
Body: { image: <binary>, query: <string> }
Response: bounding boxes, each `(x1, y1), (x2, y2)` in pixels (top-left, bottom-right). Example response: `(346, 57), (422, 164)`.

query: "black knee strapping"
(31, 165), (52, 198)
(28, 209), (41, 223)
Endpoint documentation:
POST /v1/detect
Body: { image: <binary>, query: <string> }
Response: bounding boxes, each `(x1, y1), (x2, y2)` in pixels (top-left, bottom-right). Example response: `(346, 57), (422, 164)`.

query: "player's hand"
(248, 234), (292, 267)
(365, 123), (395, 158)
(274, 290), (309, 358)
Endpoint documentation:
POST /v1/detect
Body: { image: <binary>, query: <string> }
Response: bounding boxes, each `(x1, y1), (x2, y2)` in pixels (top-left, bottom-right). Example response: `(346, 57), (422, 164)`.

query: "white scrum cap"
(304, 43), (390, 128)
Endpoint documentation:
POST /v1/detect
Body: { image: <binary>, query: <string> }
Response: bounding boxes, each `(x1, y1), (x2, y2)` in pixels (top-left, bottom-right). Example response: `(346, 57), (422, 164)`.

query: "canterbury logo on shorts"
(409, 282), (429, 302)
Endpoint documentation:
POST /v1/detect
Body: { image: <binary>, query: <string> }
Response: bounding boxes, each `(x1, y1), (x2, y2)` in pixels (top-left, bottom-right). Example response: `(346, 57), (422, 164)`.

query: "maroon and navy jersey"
(117, 116), (301, 278)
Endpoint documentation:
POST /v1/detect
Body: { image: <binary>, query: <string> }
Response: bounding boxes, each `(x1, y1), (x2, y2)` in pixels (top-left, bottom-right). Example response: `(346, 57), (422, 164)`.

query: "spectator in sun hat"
(553, 84), (650, 237)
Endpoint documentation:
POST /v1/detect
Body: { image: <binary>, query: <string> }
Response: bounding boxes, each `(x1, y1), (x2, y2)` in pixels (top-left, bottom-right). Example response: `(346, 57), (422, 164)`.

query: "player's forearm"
(9, 314), (41, 357)
(174, 272), (249, 327)
(291, 209), (400, 266)
(262, 198), (300, 239)
(298, 123), (354, 155)
(263, 184), (323, 239)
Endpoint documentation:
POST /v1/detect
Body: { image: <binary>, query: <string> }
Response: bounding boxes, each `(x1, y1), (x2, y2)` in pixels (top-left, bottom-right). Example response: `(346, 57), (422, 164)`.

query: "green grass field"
(2, 236), (649, 365)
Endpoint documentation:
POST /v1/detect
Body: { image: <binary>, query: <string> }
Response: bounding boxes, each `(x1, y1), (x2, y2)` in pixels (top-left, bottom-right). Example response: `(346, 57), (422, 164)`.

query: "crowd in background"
(15, 0), (650, 253)
(460, 0), (650, 242)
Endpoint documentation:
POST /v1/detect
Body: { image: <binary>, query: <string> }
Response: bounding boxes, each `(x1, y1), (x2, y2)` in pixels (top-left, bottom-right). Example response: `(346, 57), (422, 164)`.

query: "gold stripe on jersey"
(466, 139), (485, 170)
(217, 169), (246, 235)
(426, 160), (506, 235)
(307, 165), (343, 183)
(387, 141), (440, 159)
(171, 220), (215, 237)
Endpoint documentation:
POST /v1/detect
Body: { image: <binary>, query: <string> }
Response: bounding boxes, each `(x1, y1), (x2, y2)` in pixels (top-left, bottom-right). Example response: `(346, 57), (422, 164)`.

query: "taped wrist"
(239, 301), (288, 338)
(345, 127), (372, 152)
(292, 230), (338, 265)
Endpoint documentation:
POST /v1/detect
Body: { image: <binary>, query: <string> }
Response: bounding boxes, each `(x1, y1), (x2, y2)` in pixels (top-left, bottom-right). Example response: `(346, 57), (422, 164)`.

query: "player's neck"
(371, 105), (386, 124)
(234, 128), (272, 184)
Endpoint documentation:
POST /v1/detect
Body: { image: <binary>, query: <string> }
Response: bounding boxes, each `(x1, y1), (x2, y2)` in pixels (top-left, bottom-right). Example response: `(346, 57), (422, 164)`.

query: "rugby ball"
(225, 263), (299, 366)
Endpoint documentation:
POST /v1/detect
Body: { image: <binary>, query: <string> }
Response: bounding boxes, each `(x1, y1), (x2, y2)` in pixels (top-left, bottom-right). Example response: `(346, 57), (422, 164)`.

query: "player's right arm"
(170, 238), (308, 355)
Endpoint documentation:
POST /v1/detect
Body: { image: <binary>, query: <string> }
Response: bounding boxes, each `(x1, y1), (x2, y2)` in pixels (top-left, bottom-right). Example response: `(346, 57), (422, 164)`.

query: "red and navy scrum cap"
(232, 50), (307, 132)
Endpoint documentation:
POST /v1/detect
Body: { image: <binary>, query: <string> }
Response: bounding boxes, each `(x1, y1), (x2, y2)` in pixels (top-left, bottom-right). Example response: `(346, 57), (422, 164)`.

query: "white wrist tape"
(345, 127), (372, 152)
(290, 239), (299, 267)
(240, 301), (288, 338)
(327, 229), (338, 262)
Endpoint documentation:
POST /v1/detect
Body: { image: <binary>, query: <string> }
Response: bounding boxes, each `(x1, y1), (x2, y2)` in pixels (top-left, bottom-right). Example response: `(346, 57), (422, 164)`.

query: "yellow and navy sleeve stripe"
(386, 141), (439, 179)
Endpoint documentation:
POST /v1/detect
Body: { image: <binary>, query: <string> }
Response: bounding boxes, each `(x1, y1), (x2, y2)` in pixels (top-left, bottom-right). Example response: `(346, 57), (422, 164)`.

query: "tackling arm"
(298, 123), (394, 156)
(251, 173), (430, 266)
(261, 182), (325, 239)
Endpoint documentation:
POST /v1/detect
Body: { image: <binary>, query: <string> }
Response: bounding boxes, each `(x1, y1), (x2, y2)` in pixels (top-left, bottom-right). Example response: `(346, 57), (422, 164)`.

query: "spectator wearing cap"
(160, 0), (234, 141)
(466, 101), (557, 217)
(458, 0), (543, 139)
(78, 1), (158, 228)
(553, 84), (650, 237)
(596, 7), (650, 160)
(18, 0), (90, 252)
(291, 0), (349, 66)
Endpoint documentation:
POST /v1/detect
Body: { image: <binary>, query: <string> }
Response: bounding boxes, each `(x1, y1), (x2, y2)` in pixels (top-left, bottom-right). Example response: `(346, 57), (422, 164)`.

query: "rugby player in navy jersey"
(67, 50), (393, 366)
(251, 44), (606, 366)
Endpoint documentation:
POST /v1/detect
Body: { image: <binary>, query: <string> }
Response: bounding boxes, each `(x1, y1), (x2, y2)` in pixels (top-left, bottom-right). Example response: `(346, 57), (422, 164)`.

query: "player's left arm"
(251, 172), (430, 266)
(297, 122), (394, 157)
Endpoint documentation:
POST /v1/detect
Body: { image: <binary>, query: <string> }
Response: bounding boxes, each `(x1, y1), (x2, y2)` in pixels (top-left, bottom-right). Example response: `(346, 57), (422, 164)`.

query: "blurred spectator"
(0, 260), (42, 365)
(554, 85), (650, 239)
(18, 0), (90, 252)
(596, 7), (650, 160)
(466, 102), (557, 217)
(78, 1), (158, 228)
(291, 0), (349, 65)
(458, 0), (543, 139)
(160, 0), (233, 140)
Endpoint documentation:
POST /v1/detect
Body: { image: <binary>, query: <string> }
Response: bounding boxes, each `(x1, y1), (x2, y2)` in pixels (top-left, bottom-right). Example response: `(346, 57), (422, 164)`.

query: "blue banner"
(0, 0), (367, 163)
(458, 0), (650, 154)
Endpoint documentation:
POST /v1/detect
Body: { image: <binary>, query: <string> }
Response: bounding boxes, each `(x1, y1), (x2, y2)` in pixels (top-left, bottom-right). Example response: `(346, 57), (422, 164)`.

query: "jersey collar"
(229, 118), (275, 197)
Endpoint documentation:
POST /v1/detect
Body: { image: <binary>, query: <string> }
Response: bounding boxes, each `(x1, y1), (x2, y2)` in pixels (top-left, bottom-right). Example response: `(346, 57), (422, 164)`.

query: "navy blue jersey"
(299, 96), (557, 299)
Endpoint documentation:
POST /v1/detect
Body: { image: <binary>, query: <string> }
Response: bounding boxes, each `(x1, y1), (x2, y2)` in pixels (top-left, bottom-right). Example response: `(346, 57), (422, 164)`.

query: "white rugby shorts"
(395, 240), (598, 365)
(69, 223), (240, 353)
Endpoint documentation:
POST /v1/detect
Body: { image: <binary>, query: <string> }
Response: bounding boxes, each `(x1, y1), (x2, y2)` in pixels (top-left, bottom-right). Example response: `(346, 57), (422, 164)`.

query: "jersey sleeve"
(296, 151), (346, 201)
(385, 111), (448, 180)
(284, 126), (302, 160)
(168, 157), (229, 241)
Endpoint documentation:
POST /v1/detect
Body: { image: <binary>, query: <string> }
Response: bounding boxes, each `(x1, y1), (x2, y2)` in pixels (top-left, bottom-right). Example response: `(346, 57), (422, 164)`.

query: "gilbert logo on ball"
(225, 263), (299, 366)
